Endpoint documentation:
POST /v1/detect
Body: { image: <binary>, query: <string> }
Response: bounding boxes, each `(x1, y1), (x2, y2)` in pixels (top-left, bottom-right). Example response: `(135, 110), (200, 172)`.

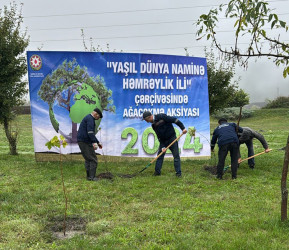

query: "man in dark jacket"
(238, 127), (270, 169)
(211, 118), (243, 179)
(142, 111), (187, 177)
(77, 108), (103, 181)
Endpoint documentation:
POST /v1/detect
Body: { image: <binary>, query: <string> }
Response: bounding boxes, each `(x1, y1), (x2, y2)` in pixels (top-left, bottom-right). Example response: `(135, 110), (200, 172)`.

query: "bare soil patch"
(96, 172), (114, 179)
(203, 165), (217, 175)
(47, 215), (86, 240)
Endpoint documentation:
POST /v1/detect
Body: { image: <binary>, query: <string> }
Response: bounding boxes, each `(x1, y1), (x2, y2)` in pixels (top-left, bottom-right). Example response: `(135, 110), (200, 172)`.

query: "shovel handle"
(224, 149), (272, 172)
(150, 132), (184, 164)
(239, 149), (272, 163)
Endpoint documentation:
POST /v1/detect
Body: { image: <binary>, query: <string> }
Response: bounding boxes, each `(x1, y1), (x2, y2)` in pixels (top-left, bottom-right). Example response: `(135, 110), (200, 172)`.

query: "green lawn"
(0, 109), (289, 249)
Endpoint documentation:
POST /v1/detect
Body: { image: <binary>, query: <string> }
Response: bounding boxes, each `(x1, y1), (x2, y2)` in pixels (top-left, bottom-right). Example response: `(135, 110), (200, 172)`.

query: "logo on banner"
(29, 55), (42, 70)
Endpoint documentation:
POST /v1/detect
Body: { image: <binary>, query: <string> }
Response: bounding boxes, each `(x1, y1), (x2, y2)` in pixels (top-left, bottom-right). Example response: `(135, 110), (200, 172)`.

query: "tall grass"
(0, 109), (289, 249)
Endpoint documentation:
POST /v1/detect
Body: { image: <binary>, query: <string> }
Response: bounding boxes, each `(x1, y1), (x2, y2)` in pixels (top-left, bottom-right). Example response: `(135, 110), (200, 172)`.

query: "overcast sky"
(2, 0), (289, 103)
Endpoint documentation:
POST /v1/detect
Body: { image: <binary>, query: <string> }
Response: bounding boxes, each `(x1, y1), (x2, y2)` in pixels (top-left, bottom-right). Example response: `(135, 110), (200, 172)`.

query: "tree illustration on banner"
(38, 58), (115, 143)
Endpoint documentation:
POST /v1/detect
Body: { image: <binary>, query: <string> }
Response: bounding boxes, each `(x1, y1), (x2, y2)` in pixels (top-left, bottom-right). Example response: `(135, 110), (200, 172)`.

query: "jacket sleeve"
(87, 118), (99, 144)
(252, 130), (268, 149)
(238, 126), (243, 133)
(174, 119), (185, 131)
(162, 114), (185, 130)
(211, 129), (217, 150)
(231, 123), (243, 134)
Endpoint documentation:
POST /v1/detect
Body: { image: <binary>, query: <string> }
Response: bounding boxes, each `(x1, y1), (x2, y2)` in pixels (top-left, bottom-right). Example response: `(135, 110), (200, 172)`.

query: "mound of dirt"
(117, 173), (136, 178)
(96, 172), (114, 179)
(203, 165), (217, 175)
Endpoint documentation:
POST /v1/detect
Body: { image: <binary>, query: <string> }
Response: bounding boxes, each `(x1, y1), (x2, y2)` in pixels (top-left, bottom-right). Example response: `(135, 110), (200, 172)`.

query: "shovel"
(117, 133), (185, 178)
(117, 127), (195, 178)
(138, 127), (196, 174)
(223, 149), (272, 172)
(138, 132), (185, 174)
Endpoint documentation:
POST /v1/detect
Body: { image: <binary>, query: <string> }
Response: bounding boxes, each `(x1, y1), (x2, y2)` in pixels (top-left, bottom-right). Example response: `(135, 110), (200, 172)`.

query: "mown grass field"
(0, 109), (289, 249)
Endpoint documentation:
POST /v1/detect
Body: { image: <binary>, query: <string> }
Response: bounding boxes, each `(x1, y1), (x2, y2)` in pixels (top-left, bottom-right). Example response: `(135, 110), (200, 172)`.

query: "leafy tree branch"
(196, 0), (289, 77)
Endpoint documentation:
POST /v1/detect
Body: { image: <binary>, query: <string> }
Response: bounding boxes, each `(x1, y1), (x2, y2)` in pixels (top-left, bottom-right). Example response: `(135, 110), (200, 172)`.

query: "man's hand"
(265, 148), (271, 153)
(238, 158), (242, 164)
(162, 147), (167, 153)
(93, 143), (102, 150)
(183, 129), (187, 134)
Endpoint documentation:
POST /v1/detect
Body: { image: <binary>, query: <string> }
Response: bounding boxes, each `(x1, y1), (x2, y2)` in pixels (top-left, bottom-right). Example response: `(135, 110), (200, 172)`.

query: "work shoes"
(216, 175), (223, 180)
(249, 164), (255, 169)
(153, 172), (161, 176)
(87, 177), (100, 181)
(176, 173), (182, 178)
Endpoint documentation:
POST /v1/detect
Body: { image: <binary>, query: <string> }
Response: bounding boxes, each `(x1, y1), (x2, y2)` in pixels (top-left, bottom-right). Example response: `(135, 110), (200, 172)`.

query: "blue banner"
(27, 51), (210, 158)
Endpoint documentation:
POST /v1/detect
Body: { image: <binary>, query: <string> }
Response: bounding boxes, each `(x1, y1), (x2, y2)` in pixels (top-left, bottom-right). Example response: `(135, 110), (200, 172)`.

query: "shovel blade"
(139, 163), (151, 173)
(223, 165), (230, 173)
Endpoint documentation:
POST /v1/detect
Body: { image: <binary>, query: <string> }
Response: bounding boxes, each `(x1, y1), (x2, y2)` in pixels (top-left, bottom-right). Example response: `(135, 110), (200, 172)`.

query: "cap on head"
(142, 111), (152, 120)
(218, 118), (227, 124)
(93, 108), (103, 118)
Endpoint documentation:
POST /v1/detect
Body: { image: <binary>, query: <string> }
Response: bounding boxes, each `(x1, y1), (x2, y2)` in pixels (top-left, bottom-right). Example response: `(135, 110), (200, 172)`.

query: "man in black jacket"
(238, 127), (270, 169)
(77, 108), (103, 181)
(211, 118), (243, 179)
(142, 111), (187, 177)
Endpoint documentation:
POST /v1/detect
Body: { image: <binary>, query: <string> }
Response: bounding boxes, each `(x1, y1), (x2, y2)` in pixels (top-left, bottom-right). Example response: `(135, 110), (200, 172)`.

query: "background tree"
(196, 0), (289, 77)
(205, 48), (249, 114)
(38, 58), (115, 143)
(227, 89), (249, 108)
(196, 0), (289, 221)
(263, 96), (289, 109)
(0, 3), (29, 155)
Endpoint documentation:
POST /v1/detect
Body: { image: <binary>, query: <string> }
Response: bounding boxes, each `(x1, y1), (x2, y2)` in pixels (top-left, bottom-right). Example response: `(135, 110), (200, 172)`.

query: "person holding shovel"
(77, 108), (103, 181)
(142, 111), (187, 177)
(211, 118), (243, 180)
(238, 127), (271, 169)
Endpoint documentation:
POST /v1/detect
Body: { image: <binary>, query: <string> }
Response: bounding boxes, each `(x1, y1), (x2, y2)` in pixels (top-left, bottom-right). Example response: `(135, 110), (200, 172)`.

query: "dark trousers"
(155, 136), (181, 175)
(245, 139), (255, 166)
(78, 142), (98, 178)
(217, 142), (239, 178)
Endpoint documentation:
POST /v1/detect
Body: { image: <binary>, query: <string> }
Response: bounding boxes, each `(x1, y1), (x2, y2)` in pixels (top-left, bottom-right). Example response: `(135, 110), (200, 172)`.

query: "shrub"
(263, 96), (289, 109)
(212, 107), (253, 120)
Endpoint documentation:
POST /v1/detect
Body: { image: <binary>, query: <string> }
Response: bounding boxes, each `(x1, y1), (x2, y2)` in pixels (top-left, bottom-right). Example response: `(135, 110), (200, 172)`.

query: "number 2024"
(121, 126), (203, 155)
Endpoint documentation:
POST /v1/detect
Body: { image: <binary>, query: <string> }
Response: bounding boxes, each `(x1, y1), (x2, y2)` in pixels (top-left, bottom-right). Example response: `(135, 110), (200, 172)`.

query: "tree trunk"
(71, 122), (78, 143)
(236, 106), (242, 132)
(281, 135), (289, 221)
(3, 118), (18, 155)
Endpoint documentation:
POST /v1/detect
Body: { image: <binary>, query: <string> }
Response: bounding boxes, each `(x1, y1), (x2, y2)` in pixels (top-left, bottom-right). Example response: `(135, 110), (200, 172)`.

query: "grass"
(0, 109), (289, 249)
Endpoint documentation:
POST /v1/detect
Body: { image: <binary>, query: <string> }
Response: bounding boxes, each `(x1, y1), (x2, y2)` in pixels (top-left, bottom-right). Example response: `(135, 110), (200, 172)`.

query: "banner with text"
(27, 51), (210, 158)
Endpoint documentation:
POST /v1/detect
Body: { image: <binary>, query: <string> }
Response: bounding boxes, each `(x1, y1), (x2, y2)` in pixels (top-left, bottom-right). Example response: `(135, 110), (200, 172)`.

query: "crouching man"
(238, 127), (271, 169)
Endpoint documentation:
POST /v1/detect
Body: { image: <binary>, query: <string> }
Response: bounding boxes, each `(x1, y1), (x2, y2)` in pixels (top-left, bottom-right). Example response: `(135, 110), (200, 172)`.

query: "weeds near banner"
(45, 135), (68, 236)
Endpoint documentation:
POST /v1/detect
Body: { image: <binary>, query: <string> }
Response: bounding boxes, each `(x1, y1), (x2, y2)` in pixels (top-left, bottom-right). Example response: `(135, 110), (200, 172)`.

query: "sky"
(2, 0), (289, 103)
